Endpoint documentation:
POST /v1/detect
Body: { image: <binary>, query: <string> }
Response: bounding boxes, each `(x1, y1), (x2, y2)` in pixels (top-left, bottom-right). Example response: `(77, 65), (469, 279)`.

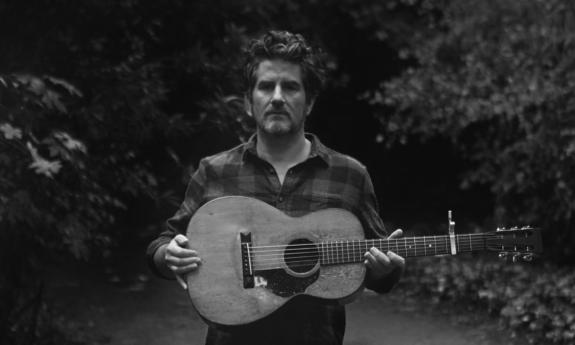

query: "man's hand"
(164, 234), (202, 289)
(364, 229), (405, 281)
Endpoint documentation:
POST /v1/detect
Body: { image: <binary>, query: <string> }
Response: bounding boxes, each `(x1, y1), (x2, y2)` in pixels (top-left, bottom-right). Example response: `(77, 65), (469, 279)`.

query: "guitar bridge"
(240, 232), (254, 288)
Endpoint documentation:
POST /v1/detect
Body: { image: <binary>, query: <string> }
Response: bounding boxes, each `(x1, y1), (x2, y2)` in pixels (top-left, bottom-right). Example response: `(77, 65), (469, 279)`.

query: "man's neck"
(256, 130), (310, 168)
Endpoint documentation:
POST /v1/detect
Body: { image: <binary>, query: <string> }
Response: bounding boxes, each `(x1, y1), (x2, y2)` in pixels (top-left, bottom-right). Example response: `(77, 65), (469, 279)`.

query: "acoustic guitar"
(183, 196), (542, 326)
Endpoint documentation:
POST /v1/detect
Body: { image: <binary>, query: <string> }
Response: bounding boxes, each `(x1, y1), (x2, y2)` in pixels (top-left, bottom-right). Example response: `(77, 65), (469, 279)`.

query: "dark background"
(1, 0), (574, 344)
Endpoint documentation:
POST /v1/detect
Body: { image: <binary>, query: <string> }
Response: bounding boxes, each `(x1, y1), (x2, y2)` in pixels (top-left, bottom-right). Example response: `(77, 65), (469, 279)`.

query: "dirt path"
(47, 252), (517, 345)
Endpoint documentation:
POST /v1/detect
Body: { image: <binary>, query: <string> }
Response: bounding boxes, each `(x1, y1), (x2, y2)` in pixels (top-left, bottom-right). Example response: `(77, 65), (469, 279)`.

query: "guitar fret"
(332, 241), (336, 263)
(346, 240), (350, 263)
(334, 241), (338, 263)
(456, 235), (461, 252)
(320, 231), (504, 266)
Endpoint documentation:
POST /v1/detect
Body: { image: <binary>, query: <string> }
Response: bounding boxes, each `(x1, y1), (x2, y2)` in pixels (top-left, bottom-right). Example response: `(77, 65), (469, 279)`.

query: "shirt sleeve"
(145, 158), (209, 278)
(359, 168), (403, 294)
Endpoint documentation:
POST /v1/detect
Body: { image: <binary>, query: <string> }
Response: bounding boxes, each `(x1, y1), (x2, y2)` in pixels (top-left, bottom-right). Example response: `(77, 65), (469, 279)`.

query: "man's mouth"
(265, 111), (289, 118)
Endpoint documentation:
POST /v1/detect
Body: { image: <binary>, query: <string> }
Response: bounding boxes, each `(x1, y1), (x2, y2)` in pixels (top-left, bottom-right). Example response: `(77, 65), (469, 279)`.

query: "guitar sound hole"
(284, 239), (319, 273)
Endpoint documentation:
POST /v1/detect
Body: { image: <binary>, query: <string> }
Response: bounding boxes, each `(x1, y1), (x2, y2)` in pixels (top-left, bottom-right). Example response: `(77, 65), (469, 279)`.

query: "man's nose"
(271, 85), (285, 107)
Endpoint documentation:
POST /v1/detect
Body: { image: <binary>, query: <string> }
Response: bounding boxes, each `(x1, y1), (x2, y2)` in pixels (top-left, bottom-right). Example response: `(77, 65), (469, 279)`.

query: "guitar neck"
(320, 234), (487, 266)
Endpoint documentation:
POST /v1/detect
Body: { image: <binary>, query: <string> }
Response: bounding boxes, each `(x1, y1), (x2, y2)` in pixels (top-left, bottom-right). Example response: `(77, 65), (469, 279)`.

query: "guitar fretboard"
(320, 234), (487, 265)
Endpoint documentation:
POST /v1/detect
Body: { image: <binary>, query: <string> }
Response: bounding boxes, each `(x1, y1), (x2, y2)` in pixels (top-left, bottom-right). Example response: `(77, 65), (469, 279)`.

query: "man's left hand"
(364, 229), (406, 281)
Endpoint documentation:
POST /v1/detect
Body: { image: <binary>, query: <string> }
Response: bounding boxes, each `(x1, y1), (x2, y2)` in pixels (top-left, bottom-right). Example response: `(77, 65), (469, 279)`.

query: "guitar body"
(185, 196), (366, 326)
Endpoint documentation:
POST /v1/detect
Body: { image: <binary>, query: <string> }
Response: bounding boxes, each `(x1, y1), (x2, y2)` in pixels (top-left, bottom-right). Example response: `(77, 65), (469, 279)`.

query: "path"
(47, 251), (517, 345)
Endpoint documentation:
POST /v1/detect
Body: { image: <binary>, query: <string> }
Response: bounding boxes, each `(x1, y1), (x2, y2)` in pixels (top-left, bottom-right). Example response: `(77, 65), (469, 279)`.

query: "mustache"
(265, 109), (290, 116)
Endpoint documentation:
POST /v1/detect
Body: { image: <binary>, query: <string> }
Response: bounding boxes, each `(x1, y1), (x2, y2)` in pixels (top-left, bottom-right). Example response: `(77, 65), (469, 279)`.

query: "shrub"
(401, 255), (575, 344)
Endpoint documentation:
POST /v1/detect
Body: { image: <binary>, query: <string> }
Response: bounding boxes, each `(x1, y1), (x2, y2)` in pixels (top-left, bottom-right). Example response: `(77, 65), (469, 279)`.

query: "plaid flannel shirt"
(146, 133), (399, 345)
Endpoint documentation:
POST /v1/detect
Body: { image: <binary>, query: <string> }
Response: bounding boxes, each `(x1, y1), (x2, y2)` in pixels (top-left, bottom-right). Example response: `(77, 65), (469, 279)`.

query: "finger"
(169, 247), (199, 258)
(364, 252), (392, 276)
(387, 228), (403, 239)
(369, 247), (391, 266)
(364, 251), (388, 268)
(169, 263), (199, 274)
(387, 251), (406, 268)
(363, 252), (376, 268)
(165, 255), (202, 266)
(174, 234), (189, 247)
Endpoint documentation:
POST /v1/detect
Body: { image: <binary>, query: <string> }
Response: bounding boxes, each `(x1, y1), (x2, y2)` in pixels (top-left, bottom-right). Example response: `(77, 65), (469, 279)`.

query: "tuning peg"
(512, 253), (521, 262)
(498, 252), (509, 260)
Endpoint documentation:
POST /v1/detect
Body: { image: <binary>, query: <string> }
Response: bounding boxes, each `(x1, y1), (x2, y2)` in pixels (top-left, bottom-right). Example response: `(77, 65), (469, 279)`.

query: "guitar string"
(249, 240), (499, 263)
(233, 233), (517, 271)
(248, 234), (499, 256)
(251, 243), (501, 271)
(251, 245), (489, 266)
(245, 233), (497, 250)
(199, 236), (528, 271)
(247, 238), (498, 270)
(250, 239), (493, 257)
(248, 244), (507, 270)
(250, 233), (504, 250)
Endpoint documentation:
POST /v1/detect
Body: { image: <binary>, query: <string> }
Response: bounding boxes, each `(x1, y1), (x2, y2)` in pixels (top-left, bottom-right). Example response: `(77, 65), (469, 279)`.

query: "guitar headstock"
(487, 226), (543, 262)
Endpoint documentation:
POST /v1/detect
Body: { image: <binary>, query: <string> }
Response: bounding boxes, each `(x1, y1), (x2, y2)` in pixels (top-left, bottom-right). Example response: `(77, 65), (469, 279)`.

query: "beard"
(257, 113), (305, 136)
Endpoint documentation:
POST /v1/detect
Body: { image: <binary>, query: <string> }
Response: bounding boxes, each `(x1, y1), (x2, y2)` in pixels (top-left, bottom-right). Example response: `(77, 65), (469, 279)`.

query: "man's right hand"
(164, 234), (202, 275)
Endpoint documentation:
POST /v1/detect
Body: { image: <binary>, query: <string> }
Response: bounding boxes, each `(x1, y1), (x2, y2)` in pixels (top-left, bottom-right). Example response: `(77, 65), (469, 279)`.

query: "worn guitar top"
(146, 133), (401, 345)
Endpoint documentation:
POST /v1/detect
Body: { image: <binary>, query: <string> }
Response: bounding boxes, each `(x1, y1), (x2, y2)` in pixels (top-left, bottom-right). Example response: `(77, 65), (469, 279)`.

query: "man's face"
(245, 59), (314, 136)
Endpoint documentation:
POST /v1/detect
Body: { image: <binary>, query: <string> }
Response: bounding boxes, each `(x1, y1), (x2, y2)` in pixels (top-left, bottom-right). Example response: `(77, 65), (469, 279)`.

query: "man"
(146, 30), (405, 345)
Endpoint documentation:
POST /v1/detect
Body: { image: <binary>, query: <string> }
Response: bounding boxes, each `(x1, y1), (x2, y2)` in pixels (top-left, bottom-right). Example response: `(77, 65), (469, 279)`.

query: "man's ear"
(244, 94), (252, 117)
(305, 97), (316, 116)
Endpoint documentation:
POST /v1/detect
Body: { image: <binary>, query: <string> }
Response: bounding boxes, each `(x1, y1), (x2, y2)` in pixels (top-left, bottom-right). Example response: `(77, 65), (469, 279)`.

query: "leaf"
(44, 75), (84, 97)
(29, 158), (62, 178)
(54, 131), (87, 154)
(27, 141), (63, 177)
(0, 123), (22, 140)
(41, 90), (67, 113)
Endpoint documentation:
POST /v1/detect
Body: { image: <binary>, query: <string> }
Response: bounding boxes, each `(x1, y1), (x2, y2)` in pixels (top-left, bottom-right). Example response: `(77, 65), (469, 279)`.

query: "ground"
(46, 248), (519, 345)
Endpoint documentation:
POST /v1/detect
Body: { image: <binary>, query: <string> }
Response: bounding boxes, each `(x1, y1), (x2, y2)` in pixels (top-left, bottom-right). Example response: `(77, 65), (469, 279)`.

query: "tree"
(366, 0), (575, 261)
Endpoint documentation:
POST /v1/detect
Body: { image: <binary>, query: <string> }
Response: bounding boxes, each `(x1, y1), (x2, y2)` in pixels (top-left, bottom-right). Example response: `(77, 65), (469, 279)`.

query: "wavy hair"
(243, 30), (326, 102)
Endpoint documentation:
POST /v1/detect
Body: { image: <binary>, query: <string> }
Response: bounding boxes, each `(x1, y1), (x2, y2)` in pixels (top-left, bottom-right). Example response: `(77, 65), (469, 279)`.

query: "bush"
(401, 255), (575, 344)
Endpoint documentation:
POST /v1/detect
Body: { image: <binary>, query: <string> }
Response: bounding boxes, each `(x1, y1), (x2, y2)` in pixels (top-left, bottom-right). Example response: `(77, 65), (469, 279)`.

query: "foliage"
(401, 255), (575, 344)
(2, 0), (574, 343)
(0, 1), (243, 342)
(364, 0), (575, 260)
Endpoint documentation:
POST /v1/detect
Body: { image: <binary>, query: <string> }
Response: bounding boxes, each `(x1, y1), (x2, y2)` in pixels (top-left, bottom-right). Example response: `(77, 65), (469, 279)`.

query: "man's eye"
(257, 83), (274, 91)
(283, 83), (300, 91)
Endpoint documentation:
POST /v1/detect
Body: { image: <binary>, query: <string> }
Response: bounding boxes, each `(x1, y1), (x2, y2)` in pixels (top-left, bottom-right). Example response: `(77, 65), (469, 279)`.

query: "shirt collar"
(242, 132), (330, 167)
